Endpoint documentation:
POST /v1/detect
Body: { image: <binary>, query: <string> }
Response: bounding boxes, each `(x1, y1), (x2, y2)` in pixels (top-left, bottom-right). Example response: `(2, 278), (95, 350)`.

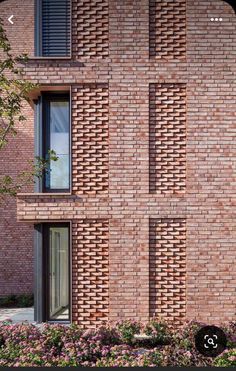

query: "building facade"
(0, 0), (235, 326)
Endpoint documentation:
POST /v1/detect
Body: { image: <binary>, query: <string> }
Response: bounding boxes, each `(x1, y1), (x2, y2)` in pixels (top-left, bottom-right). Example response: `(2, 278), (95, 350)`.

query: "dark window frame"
(35, 0), (72, 58)
(42, 92), (71, 193)
(42, 223), (71, 323)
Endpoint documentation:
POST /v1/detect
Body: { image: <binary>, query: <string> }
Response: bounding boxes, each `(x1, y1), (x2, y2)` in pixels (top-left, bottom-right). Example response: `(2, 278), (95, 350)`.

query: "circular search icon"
(195, 325), (227, 358)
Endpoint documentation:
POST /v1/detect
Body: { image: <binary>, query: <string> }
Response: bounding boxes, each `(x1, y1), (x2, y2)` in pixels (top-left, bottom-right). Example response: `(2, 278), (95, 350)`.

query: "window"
(35, 0), (71, 57)
(42, 93), (70, 192)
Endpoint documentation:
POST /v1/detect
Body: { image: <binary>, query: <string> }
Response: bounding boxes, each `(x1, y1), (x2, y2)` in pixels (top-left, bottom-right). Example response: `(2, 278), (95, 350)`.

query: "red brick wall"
(72, 220), (109, 327)
(0, 0), (34, 296)
(1, 0), (236, 326)
(0, 104), (34, 296)
(149, 83), (186, 194)
(72, 0), (109, 59)
(0, 0), (34, 57)
(149, 218), (186, 324)
(149, 0), (186, 59)
(72, 84), (109, 195)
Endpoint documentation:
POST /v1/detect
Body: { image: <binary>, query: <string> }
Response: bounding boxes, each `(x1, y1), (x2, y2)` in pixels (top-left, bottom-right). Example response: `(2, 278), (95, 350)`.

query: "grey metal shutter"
(37, 0), (71, 57)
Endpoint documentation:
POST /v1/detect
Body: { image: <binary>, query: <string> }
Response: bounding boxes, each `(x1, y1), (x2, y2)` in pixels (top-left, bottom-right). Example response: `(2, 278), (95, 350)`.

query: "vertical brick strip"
(150, 218), (186, 324)
(149, 83), (186, 194)
(72, 0), (109, 58)
(72, 219), (109, 327)
(149, 0), (186, 59)
(72, 84), (109, 195)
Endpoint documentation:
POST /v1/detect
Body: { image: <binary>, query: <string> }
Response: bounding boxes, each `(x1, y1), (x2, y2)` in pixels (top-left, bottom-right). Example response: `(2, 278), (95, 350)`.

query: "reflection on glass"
(49, 226), (69, 320)
(46, 100), (69, 190)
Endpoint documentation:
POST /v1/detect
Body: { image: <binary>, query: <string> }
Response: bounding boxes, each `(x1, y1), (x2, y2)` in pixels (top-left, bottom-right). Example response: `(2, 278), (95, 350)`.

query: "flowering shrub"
(223, 322), (236, 349)
(96, 345), (163, 367)
(0, 320), (234, 367)
(117, 320), (141, 345)
(214, 349), (236, 367)
(144, 318), (172, 346)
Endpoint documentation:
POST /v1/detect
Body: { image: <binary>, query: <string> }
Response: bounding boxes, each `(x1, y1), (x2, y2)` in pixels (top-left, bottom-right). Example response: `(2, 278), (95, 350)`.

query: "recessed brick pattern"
(149, 0), (186, 59)
(72, 219), (109, 327)
(72, 84), (109, 195)
(1, 0), (235, 325)
(150, 218), (186, 324)
(149, 83), (186, 194)
(72, 0), (109, 58)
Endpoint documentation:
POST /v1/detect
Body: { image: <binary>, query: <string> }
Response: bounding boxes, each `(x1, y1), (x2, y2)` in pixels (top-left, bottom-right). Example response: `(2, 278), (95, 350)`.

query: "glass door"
(45, 224), (70, 321)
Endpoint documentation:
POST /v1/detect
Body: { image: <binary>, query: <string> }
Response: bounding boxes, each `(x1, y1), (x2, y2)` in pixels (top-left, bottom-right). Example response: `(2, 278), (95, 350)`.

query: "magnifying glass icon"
(207, 338), (215, 346)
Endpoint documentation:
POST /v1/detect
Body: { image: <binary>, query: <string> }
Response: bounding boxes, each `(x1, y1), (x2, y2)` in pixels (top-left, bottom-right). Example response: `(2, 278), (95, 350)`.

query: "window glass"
(49, 226), (69, 321)
(44, 96), (70, 191)
(49, 101), (69, 190)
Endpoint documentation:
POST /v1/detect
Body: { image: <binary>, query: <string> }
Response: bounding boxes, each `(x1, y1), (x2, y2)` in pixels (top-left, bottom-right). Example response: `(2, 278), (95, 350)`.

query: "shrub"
(0, 320), (233, 367)
(117, 320), (141, 345)
(0, 295), (16, 308)
(214, 349), (236, 367)
(162, 345), (213, 367)
(172, 320), (205, 350)
(144, 318), (172, 345)
(17, 294), (34, 308)
(223, 322), (236, 349)
(0, 294), (33, 308)
(96, 345), (163, 367)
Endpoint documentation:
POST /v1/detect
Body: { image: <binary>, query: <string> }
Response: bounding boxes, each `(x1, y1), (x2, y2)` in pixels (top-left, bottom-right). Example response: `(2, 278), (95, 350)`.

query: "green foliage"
(223, 322), (236, 349)
(96, 347), (164, 367)
(0, 321), (235, 367)
(144, 318), (172, 345)
(0, 294), (33, 308)
(17, 294), (34, 308)
(0, 18), (58, 197)
(0, 18), (35, 149)
(214, 349), (236, 367)
(172, 320), (204, 350)
(117, 320), (141, 345)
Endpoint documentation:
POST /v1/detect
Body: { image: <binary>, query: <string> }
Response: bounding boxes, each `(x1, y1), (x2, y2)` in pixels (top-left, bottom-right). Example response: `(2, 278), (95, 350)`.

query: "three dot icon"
(210, 17), (223, 21)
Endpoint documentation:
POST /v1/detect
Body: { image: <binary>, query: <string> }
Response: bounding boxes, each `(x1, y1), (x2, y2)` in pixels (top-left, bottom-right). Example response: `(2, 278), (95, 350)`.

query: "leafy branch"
(0, 18), (57, 197)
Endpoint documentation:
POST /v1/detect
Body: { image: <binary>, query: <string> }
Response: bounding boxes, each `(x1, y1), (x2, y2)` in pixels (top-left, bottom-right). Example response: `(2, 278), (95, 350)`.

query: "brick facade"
(72, 220), (109, 326)
(72, 84), (109, 195)
(0, 0), (235, 326)
(149, 83), (186, 194)
(149, 218), (186, 324)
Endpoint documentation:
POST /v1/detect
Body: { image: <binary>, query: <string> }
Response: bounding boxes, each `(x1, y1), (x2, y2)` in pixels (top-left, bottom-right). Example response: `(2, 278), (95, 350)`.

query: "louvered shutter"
(36, 0), (71, 57)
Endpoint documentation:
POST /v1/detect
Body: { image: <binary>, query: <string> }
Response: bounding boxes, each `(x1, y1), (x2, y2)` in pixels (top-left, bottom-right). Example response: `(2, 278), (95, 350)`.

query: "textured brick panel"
(72, 84), (109, 195)
(72, 220), (109, 327)
(149, 0), (186, 59)
(150, 218), (186, 324)
(72, 0), (109, 58)
(149, 83), (186, 194)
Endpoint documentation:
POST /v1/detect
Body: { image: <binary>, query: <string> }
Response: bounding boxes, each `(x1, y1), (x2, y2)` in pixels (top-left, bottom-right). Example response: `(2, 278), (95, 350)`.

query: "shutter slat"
(42, 0), (71, 57)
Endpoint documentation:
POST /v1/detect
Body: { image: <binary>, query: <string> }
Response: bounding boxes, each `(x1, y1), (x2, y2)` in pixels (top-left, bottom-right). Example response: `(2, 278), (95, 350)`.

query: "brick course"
(149, 218), (186, 324)
(149, 83), (186, 194)
(72, 0), (109, 59)
(72, 220), (109, 327)
(72, 84), (109, 195)
(0, 0), (235, 326)
(149, 0), (186, 59)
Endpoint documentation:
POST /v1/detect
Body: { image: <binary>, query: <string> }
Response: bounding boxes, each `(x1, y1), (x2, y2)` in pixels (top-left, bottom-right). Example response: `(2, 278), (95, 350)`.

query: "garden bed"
(0, 319), (235, 367)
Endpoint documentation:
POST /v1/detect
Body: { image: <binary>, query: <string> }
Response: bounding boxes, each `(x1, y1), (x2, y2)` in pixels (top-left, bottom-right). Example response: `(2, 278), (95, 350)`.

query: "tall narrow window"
(42, 93), (70, 192)
(44, 224), (70, 322)
(35, 0), (71, 57)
